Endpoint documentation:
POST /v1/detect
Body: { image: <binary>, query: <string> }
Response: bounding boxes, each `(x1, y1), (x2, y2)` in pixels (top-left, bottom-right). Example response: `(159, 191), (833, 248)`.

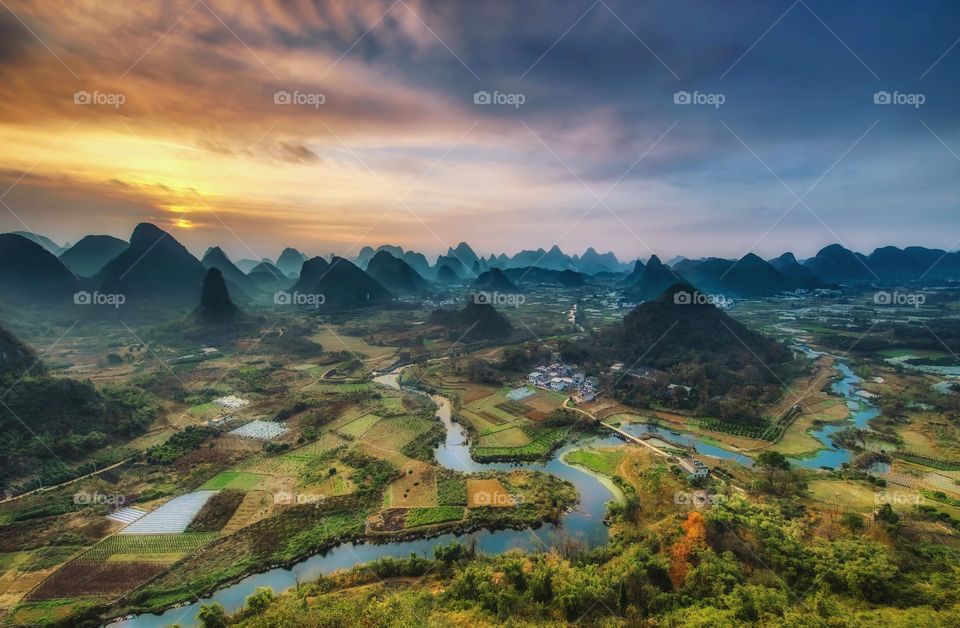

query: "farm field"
(467, 478), (514, 507)
(78, 533), (218, 563)
(405, 506), (465, 528)
(309, 329), (397, 369)
(336, 413), (383, 439)
(200, 471), (267, 491)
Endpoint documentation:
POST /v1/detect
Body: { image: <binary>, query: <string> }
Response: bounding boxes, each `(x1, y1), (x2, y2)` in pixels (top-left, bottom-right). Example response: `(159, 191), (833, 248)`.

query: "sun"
(173, 218), (195, 229)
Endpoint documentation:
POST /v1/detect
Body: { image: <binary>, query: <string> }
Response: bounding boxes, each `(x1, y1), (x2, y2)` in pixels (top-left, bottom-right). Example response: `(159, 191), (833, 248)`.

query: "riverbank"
(560, 450), (627, 507)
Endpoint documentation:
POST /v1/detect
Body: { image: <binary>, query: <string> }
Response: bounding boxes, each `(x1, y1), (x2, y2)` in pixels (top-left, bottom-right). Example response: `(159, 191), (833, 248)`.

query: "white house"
(678, 457), (709, 480)
(528, 372), (544, 385)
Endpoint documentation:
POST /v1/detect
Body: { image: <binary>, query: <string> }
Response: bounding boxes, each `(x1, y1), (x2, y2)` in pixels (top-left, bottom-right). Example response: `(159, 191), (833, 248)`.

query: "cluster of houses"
(528, 356), (599, 402)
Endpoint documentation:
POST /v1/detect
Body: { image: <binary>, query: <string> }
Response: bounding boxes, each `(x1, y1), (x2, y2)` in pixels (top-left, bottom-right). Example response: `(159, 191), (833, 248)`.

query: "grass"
(566, 447), (624, 477)
(200, 471), (267, 491)
(337, 413), (383, 439)
(186, 401), (222, 420)
(405, 506), (465, 528)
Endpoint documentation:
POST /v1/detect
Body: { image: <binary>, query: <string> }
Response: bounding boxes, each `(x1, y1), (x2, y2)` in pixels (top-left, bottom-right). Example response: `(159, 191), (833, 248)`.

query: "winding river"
(118, 349), (881, 627)
(118, 372), (621, 627)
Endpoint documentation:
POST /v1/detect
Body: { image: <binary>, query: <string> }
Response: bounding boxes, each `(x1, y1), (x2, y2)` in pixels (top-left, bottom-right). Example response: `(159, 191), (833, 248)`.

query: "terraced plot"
(78, 533), (217, 563)
(336, 413), (382, 439)
(200, 472), (267, 491)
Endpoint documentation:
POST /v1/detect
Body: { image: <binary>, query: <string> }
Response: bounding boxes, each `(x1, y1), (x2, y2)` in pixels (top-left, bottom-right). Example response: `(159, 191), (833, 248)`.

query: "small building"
(585, 376), (599, 387)
(528, 371), (544, 385)
(572, 372), (585, 385)
(667, 384), (693, 398)
(549, 377), (568, 392)
(610, 363), (625, 373)
(678, 457), (709, 480)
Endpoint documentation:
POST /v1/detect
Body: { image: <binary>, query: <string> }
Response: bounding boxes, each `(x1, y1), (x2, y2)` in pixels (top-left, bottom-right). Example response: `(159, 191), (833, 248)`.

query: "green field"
(186, 401), (221, 419)
(337, 413), (383, 439)
(200, 471), (267, 491)
(566, 447), (624, 476)
(78, 533), (218, 562)
(437, 472), (468, 506)
(405, 506), (465, 528)
(473, 428), (568, 462)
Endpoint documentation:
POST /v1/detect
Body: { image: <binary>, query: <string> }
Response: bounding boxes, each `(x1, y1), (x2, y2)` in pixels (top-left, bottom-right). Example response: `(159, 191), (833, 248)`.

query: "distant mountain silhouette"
(11, 231), (65, 255)
(59, 235), (128, 277)
(192, 268), (240, 325)
(803, 244), (875, 283)
(572, 247), (626, 274)
(365, 250), (429, 296)
(0, 233), (78, 304)
(505, 245), (573, 271)
(448, 242), (480, 270)
(235, 258), (262, 273)
(473, 268), (518, 292)
(623, 259), (645, 285)
(429, 297), (513, 339)
(769, 252), (819, 284)
(93, 223), (206, 306)
(247, 260), (288, 290)
(291, 256), (391, 308)
(860, 246), (960, 280)
(501, 267), (586, 286)
(275, 247), (307, 276)
(676, 253), (810, 296)
(434, 264), (461, 284)
(201, 246), (252, 295)
(434, 254), (473, 278)
(625, 255), (682, 301)
(401, 250), (432, 279)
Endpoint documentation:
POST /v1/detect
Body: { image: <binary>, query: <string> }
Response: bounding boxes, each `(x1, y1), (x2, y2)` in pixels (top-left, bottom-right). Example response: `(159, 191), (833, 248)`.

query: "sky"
(1, 0), (959, 263)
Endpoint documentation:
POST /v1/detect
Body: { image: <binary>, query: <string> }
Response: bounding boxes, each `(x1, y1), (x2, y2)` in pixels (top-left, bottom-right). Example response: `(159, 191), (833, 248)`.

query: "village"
(527, 353), (599, 402)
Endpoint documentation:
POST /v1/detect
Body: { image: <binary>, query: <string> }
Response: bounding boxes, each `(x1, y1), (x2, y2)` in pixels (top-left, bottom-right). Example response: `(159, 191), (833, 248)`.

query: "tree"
(197, 603), (227, 628)
(755, 450), (793, 494)
(245, 586), (274, 614)
(841, 511), (865, 532)
(875, 503), (900, 526)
